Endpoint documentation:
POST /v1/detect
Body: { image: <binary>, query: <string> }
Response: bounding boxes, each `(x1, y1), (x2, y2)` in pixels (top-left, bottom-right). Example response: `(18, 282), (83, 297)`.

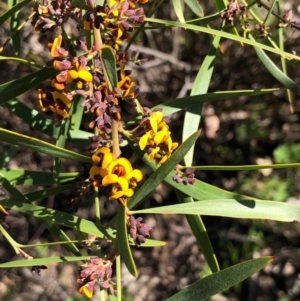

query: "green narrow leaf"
(70, 95), (84, 130)
(127, 130), (200, 210)
(0, 256), (92, 268)
(250, 34), (300, 95)
(25, 184), (74, 202)
(9, 0), (21, 56)
(175, 190), (219, 273)
(154, 89), (279, 116)
(0, 175), (80, 255)
(278, 27), (294, 112)
(69, 129), (92, 144)
(0, 169), (79, 185)
(172, 0), (185, 23)
(43, 220), (82, 256)
(145, 18), (300, 62)
(184, 0), (203, 17)
(0, 127), (90, 162)
(165, 257), (273, 301)
(183, 33), (221, 165)
(54, 116), (72, 182)
(131, 199), (300, 222)
(100, 46), (118, 89)
(1, 197), (116, 239)
(117, 205), (137, 277)
(0, 56), (44, 68)
(0, 175), (114, 250)
(141, 239), (166, 247)
(0, 0), (31, 25)
(5, 99), (61, 138)
(0, 67), (57, 105)
(131, 145), (256, 203)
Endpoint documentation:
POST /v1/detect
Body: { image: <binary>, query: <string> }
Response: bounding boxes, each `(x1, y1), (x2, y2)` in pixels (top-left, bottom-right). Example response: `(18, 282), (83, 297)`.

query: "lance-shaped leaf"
(117, 205), (137, 277)
(0, 169), (79, 185)
(0, 175), (81, 255)
(145, 18), (300, 62)
(0, 256), (92, 268)
(2, 197), (116, 239)
(0, 175), (165, 247)
(100, 46), (118, 91)
(0, 0), (32, 25)
(5, 99), (61, 138)
(128, 130), (200, 209)
(131, 199), (300, 222)
(183, 32), (221, 166)
(172, 0), (185, 23)
(0, 67), (57, 105)
(185, 0), (203, 16)
(153, 89), (279, 116)
(175, 190), (219, 273)
(25, 185), (75, 202)
(0, 127), (90, 162)
(165, 257), (273, 301)
(251, 34), (300, 95)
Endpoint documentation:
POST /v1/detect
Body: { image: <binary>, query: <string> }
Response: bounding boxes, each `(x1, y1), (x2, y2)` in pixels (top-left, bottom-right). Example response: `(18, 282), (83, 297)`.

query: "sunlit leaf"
(251, 34), (300, 95)
(183, 32), (221, 166)
(0, 169), (79, 185)
(0, 256), (91, 268)
(165, 257), (273, 301)
(175, 190), (219, 273)
(0, 127), (90, 163)
(1, 197), (116, 239)
(146, 18), (300, 61)
(117, 205), (137, 277)
(101, 46), (118, 90)
(172, 0), (185, 23)
(153, 89), (279, 116)
(184, 0), (203, 17)
(132, 199), (300, 222)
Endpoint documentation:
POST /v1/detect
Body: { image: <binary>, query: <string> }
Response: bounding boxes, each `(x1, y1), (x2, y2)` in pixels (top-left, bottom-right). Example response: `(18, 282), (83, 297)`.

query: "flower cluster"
(77, 257), (116, 298)
(133, 111), (179, 164)
(128, 215), (151, 247)
(80, 53), (145, 143)
(83, 0), (147, 50)
(31, 0), (77, 34)
(220, 0), (246, 25)
(37, 35), (93, 120)
(32, 0), (181, 296)
(173, 166), (196, 185)
(89, 146), (143, 203)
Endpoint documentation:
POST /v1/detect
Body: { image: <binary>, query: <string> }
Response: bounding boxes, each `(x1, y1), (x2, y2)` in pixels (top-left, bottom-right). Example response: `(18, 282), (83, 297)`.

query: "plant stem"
(112, 120), (120, 159)
(183, 162), (300, 171)
(116, 254), (122, 301)
(93, 27), (103, 50)
(0, 224), (21, 254)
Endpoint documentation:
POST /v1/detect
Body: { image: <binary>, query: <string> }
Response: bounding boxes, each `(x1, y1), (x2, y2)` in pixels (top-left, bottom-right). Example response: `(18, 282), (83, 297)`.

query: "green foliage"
(1, 0), (300, 300)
